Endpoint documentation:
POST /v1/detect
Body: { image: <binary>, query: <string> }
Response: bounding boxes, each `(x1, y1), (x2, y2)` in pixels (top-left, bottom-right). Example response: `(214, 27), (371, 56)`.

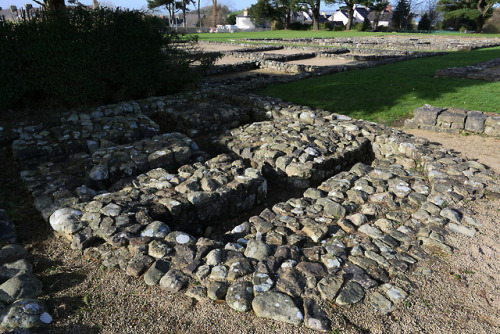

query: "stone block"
(413, 105), (443, 126)
(437, 111), (466, 129)
(484, 116), (500, 137)
(465, 111), (486, 133)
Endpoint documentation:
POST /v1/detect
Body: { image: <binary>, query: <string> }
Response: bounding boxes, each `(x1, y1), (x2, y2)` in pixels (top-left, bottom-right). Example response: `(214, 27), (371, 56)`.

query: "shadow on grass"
(257, 47), (500, 124)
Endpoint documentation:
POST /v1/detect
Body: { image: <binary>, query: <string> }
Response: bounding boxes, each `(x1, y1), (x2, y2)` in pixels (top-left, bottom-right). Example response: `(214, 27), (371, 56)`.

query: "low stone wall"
(205, 61), (259, 75)
(434, 58), (500, 82)
(0, 209), (52, 331)
(240, 36), (500, 52)
(404, 104), (500, 137)
(37, 106), (500, 330)
(204, 50), (445, 77)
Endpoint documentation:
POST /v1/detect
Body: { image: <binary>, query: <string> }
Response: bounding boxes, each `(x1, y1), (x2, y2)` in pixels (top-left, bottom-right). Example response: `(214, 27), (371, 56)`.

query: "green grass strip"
(256, 46), (500, 125)
(193, 30), (500, 42)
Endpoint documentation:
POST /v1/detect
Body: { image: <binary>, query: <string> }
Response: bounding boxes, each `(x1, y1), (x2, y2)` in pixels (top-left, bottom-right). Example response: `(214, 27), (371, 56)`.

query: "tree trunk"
(285, 7), (291, 29)
(212, 0), (217, 27)
(475, 15), (485, 33)
(346, 5), (354, 30)
(476, 0), (493, 33)
(197, 0), (201, 28)
(312, 1), (320, 30)
(182, 0), (186, 28)
(372, 11), (381, 30)
(168, 5), (174, 28)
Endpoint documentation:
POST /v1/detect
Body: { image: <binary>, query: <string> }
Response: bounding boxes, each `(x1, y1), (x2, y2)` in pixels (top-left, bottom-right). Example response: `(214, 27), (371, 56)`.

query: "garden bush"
(288, 22), (311, 31)
(0, 7), (216, 112)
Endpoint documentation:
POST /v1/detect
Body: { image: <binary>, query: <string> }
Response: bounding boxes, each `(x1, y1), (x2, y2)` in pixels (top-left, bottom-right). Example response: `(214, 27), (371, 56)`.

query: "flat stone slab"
(252, 291), (303, 325)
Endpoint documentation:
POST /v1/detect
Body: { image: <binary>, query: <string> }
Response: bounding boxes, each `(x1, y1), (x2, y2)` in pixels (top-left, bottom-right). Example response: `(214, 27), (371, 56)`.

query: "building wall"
(236, 17), (255, 30)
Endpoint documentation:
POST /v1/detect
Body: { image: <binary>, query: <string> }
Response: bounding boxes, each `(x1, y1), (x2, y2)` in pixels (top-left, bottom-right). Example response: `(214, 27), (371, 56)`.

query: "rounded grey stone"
(226, 281), (253, 312)
(0, 245), (27, 266)
(159, 269), (188, 293)
(252, 291), (303, 325)
(207, 281), (228, 300)
(0, 299), (51, 331)
(49, 208), (84, 234)
(369, 292), (394, 314)
(244, 239), (271, 261)
(304, 298), (331, 332)
(335, 281), (365, 305)
(0, 259), (33, 281)
(144, 260), (170, 286)
(141, 221), (171, 239)
(0, 274), (43, 304)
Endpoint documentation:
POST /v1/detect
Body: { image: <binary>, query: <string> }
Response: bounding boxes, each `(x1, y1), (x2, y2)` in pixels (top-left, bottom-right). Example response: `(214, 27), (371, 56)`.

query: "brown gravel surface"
(1, 129), (500, 334)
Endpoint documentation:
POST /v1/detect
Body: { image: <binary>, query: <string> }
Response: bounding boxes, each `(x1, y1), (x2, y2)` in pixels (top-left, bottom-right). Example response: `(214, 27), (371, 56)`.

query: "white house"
(236, 8), (255, 30)
(329, 5), (370, 26)
(367, 7), (393, 28)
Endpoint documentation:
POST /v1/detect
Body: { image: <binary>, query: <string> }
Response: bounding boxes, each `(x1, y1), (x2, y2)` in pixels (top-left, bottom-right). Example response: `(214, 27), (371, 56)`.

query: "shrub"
(362, 17), (371, 31)
(271, 20), (284, 30)
(352, 22), (364, 31)
(0, 7), (215, 112)
(289, 22), (310, 30)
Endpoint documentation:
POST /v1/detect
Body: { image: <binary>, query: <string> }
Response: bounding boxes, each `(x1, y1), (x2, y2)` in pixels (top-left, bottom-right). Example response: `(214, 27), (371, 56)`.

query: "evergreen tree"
(418, 12), (432, 30)
(437, 0), (499, 32)
(392, 0), (414, 30)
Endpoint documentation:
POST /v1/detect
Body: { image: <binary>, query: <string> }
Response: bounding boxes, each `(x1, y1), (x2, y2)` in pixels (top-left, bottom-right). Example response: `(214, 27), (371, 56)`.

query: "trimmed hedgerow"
(0, 7), (215, 111)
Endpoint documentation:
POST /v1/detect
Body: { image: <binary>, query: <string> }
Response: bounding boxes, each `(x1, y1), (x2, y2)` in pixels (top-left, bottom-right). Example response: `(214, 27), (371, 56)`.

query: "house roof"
(367, 11), (392, 22)
(355, 7), (370, 19)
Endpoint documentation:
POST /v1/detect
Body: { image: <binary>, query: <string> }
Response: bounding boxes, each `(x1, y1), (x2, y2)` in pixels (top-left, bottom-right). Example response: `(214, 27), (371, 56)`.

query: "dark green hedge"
(0, 7), (213, 111)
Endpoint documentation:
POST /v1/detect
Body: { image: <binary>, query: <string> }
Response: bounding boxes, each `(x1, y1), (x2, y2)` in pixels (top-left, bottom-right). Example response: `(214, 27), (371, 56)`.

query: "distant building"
(329, 5), (393, 28)
(235, 8), (255, 30)
(329, 5), (370, 26)
(367, 6), (393, 28)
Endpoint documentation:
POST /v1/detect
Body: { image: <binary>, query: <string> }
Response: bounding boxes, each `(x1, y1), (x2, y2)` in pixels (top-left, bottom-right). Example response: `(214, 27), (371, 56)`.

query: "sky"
(3, 0), (338, 13)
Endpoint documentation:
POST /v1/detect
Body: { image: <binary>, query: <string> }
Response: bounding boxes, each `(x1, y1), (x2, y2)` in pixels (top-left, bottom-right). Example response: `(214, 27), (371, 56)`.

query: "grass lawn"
(194, 30), (500, 43)
(256, 46), (500, 125)
(195, 30), (385, 42)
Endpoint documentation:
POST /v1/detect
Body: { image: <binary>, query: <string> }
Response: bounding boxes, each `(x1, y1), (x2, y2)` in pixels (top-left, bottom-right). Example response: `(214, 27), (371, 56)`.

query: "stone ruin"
(200, 42), (446, 77)
(2, 38), (500, 331)
(435, 57), (500, 82)
(405, 104), (500, 137)
(3, 86), (499, 332)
